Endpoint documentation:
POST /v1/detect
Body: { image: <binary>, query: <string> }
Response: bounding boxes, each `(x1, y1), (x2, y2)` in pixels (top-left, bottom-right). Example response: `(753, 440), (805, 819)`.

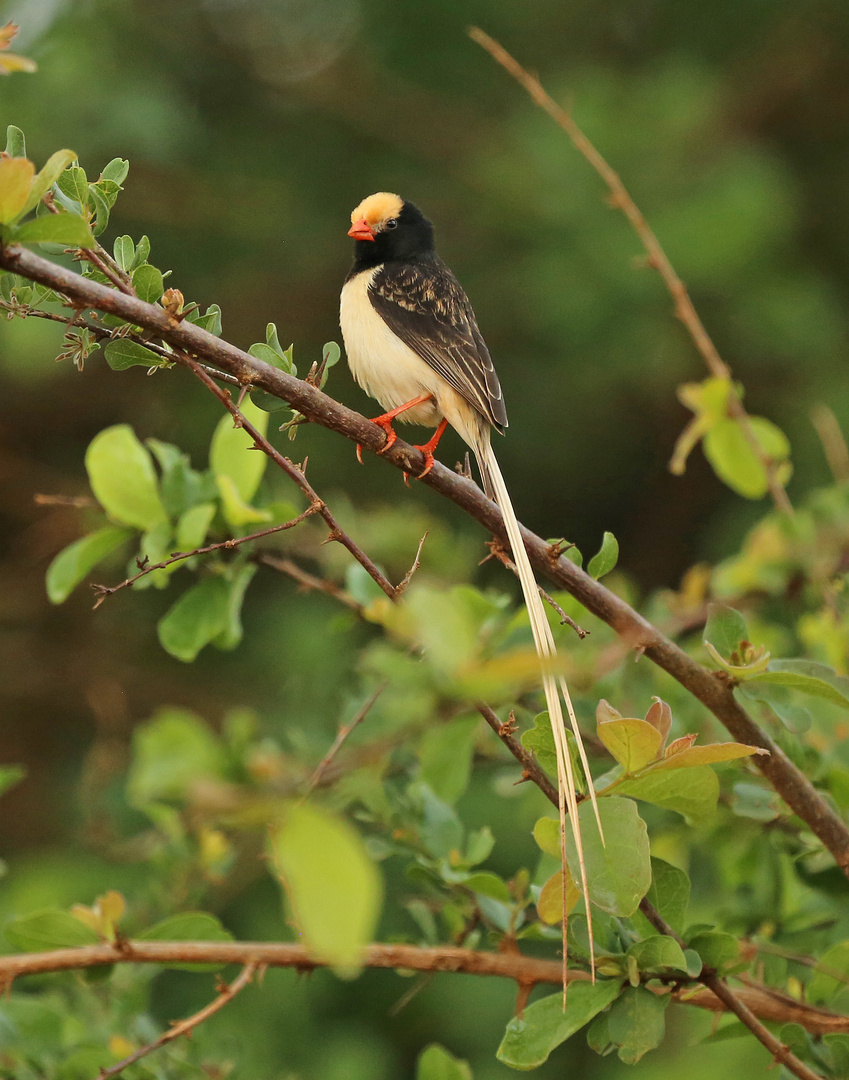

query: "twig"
(486, 539), (588, 638)
(811, 405), (849, 484)
(393, 531), (428, 597)
(34, 493), (98, 508)
(76, 248), (135, 296)
(90, 506), (322, 607)
(1, 941), (846, 1036)
(175, 351), (401, 602)
(477, 703), (560, 805)
(306, 682), (388, 794)
(1, 245), (845, 874)
(257, 554), (365, 614)
(468, 27), (793, 518)
(95, 961), (258, 1079)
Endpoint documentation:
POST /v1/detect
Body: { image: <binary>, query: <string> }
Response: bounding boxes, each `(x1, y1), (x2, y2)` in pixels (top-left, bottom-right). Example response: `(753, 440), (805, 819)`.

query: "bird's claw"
(403, 446), (436, 486)
(356, 416), (398, 463)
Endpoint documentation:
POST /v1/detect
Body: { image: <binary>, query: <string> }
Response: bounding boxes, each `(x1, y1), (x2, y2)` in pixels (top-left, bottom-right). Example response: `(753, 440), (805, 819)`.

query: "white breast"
(340, 266), (443, 428)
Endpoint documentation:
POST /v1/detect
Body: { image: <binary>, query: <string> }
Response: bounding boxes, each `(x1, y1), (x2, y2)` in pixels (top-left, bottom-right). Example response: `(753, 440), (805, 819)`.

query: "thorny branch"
(468, 27), (794, 518)
(2, 244), (846, 877)
(1, 941), (847, 1039)
(176, 350), (413, 602)
(96, 961), (259, 1079)
(90, 505), (323, 607)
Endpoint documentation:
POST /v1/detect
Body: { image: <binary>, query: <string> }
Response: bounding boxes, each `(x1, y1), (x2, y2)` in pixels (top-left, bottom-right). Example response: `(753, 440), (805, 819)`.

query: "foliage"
(3, 67), (849, 1080)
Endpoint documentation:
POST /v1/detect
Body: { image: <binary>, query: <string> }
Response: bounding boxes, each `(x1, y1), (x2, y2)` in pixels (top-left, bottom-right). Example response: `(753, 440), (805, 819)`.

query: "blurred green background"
(1, 0), (848, 1076)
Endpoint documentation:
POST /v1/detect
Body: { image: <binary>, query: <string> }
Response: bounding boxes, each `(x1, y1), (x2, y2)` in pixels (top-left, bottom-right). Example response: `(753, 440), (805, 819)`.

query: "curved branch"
(1, 940), (846, 1037)
(2, 244), (847, 877)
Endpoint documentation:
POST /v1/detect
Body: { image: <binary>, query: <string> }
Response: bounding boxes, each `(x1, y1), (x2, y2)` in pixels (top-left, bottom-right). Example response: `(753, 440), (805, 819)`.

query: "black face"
(352, 200), (436, 269)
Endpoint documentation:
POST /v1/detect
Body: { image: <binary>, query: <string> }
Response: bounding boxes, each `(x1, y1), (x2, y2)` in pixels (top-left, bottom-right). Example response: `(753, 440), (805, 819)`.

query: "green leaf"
(104, 338), (163, 370)
(147, 437), (216, 517)
(157, 577), (231, 662)
(20, 148), (76, 216)
(746, 659), (849, 710)
(11, 211), (95, 248)
(0, 157), (35, 223)
(136, 912), (233, 971)
(615, 765), (719, 825)
(808, 942), (849, 1005)
(587, 531), (619, 580)
(56, 165), (88, 208)
(703, 603), (748, 659)
(87, 183), (110, 236)
(320, 340), (341, 385)
(687, 931), (741, 973)
(0, 764), (25, 798)
(533, 815), (560, 858)
(176, 501), (216, 551)
(640, 858), (690, 936)
(736, 682), (812, 734)
(564, 797), (651, 917)
(131, 235), (151, 269)
(606, 985), (667, 1064)
(416, 1044), (473, 1080)
(413, 782), (463, 859)
(213, 563), (258, 651)
(187, 303), (222, 335)
(653, 741), (765, 771)
(419, 715), (478, 805)
(597, 719), (661, 773)
(46, 525), (132, 603)
(127, 707), (227, 806)
(521, 713), (585, 792)
(731, 781), (781, 821)
(209, 397), (270, 508)
(5, 909), (100, 951)
(250, 340), (293, 372)
(216, 474), (273, 527)
(703, 416), (790, 499)
(626, 935), (688, 976)
(269, 802), (383, 977)
(100, 157), (129, 186)
(85, 425), (168, 529)
(497, 980), (622, 1069)
(113, 235), (134, 272)
(4, 125), (25, 157)
(132, 263), (164, 304)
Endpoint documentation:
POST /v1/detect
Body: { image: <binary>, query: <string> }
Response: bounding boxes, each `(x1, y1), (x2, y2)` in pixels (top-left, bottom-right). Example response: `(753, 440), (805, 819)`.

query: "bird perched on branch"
(340, 192), (602, 980)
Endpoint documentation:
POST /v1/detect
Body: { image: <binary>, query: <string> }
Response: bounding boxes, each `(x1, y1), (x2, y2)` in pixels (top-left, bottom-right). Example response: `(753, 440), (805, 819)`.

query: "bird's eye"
(385, 218), (398, 230)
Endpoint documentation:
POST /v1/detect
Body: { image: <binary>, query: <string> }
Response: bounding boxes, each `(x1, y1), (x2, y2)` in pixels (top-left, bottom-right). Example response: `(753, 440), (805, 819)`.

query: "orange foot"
(355, 393), (434, 464)
(403, 418), (449, 485)
(357, 415), (398, 464)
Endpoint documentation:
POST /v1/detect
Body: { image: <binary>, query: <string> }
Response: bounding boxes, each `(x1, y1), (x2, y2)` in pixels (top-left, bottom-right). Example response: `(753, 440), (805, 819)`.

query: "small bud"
(160, 288), (184, 317)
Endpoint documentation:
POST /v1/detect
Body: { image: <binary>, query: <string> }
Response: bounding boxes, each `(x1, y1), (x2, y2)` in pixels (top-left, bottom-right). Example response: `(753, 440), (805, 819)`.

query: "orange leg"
(404, 418), (450, 486)
(356, 393), (434, 463)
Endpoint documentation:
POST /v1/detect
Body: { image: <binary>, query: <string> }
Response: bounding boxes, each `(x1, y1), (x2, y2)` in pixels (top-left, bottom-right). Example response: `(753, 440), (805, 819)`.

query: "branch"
(477, 703), (560, 805)
(90, 505), (322, 606)
(2, 245), (846, 876)
(1, 941), (846, 1038)
(176, 351), (401, 601)
(468, 27), (793, 518)
(96, 961), (258, 1079)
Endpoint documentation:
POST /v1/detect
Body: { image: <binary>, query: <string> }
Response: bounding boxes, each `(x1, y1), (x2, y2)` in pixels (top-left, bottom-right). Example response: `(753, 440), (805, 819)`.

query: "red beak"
(348, 217), (376, 242)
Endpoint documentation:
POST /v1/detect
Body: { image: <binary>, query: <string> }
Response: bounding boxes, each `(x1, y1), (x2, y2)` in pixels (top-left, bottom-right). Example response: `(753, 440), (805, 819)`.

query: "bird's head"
(347, 192), (435, 263)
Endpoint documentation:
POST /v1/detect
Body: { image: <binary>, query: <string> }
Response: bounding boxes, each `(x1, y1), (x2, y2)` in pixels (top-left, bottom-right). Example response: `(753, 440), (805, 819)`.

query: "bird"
(340, 192), (602, 981)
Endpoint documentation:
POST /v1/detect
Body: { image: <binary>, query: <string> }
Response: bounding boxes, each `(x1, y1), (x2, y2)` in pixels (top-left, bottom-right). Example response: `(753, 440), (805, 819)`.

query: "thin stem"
(90, 505), (322, 607)
(96, 961), (258, 1079)
(468, 27), (793, 517)
(306, 682), (388, 794)
(477, 703), (560, 806)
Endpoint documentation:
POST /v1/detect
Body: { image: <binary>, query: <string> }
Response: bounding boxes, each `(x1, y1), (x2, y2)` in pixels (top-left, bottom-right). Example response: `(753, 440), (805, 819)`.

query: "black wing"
(369, 258), (508, 432)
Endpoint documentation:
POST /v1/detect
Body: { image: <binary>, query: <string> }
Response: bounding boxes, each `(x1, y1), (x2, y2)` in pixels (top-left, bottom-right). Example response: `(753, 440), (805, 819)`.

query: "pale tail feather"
(474, 435), (603, 991)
